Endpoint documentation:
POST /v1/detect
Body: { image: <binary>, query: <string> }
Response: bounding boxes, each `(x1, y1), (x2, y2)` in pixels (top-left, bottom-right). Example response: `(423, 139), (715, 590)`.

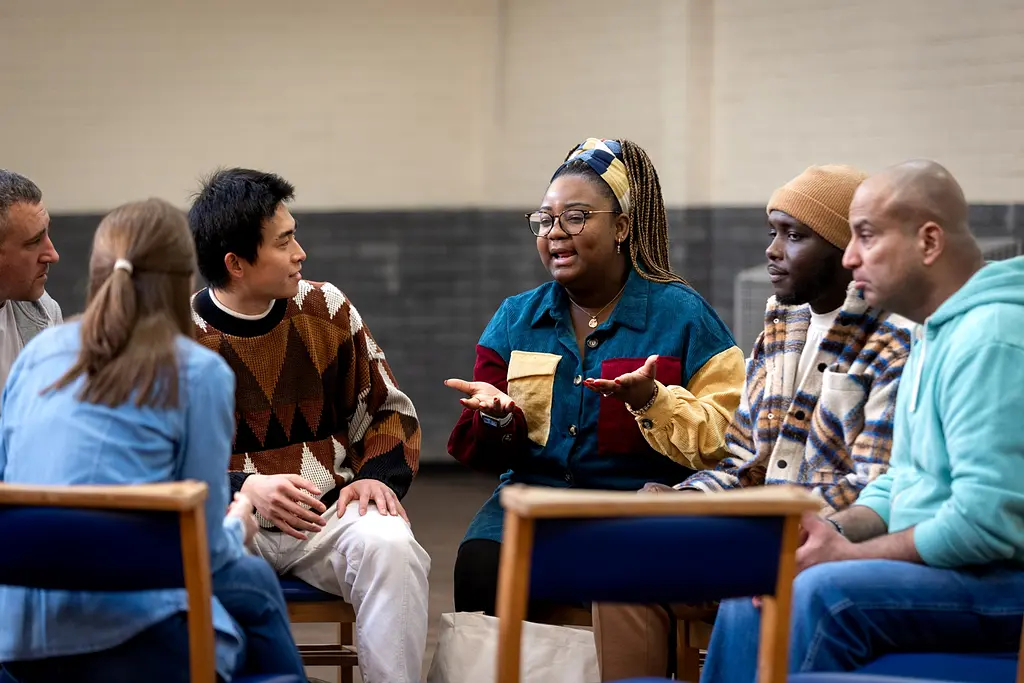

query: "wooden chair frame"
(493, 484), (819, 683)
(0, 481), (216, 683)
(285, 598), (358, 683)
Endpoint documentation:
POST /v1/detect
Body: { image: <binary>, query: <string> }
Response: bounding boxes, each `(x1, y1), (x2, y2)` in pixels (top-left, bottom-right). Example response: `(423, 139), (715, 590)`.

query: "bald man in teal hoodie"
(703, 160), (1024, 681)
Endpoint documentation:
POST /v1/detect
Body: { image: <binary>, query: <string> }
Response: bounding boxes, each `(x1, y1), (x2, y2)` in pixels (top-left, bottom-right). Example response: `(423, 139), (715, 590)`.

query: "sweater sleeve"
(339, 298), (421, 500)
(447, 301), (530, 472)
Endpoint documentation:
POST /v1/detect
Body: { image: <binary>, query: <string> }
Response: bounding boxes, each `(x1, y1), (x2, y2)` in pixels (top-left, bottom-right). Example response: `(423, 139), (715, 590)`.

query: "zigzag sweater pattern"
(191, 280), (421, 528)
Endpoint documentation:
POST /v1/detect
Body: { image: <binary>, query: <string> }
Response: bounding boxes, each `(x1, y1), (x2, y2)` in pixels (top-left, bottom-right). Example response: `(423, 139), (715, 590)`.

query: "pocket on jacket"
(817, 370), (869, 432)
(598, 356), (682, 456)
(506, 350), (561, 447)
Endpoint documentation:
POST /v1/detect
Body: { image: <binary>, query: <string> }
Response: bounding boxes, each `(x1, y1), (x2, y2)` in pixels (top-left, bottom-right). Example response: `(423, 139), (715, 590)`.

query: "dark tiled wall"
(46, 204), (1024, 463)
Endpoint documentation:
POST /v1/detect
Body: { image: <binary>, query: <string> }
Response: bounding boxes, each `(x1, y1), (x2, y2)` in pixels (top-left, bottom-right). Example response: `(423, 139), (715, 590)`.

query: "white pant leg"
(280, 501), (431, 683)
(250, 527), (290, 570)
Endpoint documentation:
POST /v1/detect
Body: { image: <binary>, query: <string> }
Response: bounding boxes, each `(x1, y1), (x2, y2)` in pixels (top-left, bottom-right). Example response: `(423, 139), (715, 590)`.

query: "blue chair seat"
(615, 651), (1019, 683)
(278, 576), (335, 602)
(789, 677), (961, 683)
(789, 651), (1018, 683)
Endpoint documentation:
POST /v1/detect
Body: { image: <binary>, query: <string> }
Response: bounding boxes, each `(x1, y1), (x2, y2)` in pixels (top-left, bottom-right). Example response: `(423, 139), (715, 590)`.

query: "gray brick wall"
(44, 204), (1024, 462)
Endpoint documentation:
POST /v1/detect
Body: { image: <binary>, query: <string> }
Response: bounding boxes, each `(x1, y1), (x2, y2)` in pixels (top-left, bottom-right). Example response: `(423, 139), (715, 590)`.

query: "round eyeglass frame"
(524, 209), (620, 237)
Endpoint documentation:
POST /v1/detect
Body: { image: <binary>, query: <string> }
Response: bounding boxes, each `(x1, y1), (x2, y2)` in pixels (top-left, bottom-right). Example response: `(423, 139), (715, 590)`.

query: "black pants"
(454, 539), (582, 619)
(454, 539), (504, 615)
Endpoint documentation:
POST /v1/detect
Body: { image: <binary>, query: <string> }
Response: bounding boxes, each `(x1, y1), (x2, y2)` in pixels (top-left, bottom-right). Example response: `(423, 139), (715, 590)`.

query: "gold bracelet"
(626, 383), (659, 416)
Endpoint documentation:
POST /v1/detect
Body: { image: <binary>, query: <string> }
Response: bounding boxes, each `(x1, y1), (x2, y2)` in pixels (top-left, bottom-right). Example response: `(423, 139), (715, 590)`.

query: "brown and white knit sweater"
(191, 280), (421, 528)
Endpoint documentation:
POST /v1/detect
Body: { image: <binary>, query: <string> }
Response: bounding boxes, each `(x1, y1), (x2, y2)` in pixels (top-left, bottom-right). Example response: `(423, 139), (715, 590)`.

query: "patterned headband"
(555, 138), (632, 214)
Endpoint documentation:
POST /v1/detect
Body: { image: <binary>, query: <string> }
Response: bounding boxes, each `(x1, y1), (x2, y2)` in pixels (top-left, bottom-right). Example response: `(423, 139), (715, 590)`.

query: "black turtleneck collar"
(192, 288), (289, 338)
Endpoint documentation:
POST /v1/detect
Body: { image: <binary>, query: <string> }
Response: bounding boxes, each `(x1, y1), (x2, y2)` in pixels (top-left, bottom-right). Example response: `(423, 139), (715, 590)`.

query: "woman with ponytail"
(0, 199), (305, 682)
(445, 139), (746, 616)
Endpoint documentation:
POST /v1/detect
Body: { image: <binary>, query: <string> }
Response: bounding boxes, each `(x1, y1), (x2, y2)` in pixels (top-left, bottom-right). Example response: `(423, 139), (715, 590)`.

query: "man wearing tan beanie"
(593, 165), (916, 682)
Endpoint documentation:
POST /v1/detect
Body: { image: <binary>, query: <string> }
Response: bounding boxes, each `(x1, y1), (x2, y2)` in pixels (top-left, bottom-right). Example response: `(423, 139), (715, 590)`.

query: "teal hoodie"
(856, 256), (1024, 568)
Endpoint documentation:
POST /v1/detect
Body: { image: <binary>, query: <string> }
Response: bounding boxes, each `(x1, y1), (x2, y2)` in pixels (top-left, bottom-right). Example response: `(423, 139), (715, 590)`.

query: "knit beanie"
(766, 165), (869, 249)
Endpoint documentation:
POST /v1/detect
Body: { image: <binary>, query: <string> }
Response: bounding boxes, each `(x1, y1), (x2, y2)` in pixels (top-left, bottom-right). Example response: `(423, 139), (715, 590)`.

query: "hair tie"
(113, 258), (134, 275)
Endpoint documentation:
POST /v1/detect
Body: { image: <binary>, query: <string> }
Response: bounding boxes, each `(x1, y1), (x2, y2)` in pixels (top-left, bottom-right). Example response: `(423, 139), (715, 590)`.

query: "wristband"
(480, 412), (513, 428)
(626, 383), (659, 416)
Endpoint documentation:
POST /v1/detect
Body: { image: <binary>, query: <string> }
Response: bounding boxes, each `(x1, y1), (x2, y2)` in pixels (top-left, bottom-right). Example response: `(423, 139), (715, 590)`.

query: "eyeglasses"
(525, 209), (620, 237)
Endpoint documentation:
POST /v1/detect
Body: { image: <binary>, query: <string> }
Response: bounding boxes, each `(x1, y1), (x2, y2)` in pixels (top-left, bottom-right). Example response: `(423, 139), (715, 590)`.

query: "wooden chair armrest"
(0, 480), (208, 511)
(499, 484), (819, 519)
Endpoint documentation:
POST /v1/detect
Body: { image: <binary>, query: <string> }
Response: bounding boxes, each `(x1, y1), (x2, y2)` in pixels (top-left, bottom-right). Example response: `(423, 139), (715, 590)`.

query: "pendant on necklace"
(588, 317), (598, 328)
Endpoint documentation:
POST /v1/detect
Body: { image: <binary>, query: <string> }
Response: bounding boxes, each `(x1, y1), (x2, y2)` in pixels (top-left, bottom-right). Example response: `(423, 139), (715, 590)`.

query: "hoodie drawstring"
(910, 325), (927, 413)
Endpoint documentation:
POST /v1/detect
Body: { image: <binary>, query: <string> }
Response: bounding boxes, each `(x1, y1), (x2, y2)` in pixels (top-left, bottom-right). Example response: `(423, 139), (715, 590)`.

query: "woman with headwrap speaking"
(444, 138), (746, 615)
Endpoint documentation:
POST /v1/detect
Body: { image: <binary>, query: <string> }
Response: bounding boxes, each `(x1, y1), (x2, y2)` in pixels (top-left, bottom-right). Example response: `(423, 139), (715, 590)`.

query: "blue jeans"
(701, 559), (1024, 683)
(2, 554), (305, 683)
(214, 553), (306, 678)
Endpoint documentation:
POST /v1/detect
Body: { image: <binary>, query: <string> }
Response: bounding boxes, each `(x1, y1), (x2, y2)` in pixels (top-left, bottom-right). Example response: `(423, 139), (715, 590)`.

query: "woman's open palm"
(444, 378), (516, 418)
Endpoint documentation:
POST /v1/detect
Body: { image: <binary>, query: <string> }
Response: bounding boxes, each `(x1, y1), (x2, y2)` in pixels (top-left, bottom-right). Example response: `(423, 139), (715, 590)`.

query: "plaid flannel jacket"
(682, 284), (915, 512)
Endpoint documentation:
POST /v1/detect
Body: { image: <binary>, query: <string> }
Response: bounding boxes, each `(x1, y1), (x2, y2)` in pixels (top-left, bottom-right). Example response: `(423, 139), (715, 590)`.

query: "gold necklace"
(566, 281), (628, 328)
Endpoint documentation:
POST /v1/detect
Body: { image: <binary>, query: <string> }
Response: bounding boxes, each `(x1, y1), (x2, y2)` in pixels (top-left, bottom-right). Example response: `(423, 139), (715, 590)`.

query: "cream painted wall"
(0, 0), (496, 211)
(2, 0), (1021, 211)
(486, 0), (714, 208)
(711, 0), (1024, 204)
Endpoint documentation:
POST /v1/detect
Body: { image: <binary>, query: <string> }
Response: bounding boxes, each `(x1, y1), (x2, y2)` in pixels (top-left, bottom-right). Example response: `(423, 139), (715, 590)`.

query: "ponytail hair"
(48, 198), (196, 408)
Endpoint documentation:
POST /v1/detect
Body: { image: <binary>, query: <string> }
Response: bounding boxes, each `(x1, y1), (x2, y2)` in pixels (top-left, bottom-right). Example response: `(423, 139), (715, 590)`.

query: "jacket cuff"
(634, 380), (679, 430)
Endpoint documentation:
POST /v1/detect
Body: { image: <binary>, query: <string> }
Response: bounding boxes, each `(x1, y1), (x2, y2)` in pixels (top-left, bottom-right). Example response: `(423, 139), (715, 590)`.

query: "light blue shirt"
(0, 322), (246, 679)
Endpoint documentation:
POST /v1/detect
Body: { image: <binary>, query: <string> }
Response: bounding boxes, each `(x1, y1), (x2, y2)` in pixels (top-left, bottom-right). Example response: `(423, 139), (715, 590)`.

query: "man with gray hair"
(0, 170), (62, 390)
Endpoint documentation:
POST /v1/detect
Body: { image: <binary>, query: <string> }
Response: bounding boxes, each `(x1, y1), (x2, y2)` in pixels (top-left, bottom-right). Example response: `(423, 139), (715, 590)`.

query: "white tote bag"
(427, 612), (600, 683)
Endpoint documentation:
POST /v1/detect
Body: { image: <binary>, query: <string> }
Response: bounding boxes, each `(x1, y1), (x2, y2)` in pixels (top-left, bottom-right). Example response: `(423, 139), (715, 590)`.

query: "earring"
(616, 241), (621, 254)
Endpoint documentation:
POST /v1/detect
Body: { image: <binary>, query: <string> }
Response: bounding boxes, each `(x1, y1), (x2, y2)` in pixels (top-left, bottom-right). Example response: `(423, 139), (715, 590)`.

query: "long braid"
(618, 140), (687, 285)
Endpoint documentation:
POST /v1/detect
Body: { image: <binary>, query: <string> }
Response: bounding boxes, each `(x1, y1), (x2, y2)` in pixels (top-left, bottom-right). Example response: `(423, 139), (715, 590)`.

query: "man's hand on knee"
(241, 474), (328, 540)
(338, 479), (409, 523)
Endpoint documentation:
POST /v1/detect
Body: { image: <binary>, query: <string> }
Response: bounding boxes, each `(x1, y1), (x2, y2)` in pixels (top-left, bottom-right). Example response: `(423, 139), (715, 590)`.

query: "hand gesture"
(585, 354), (658, 410)
(337, 479), (410, 523)
(226, 492), (259, 546)
(241, 473), (328, 541)
(444, 378), (516, 418)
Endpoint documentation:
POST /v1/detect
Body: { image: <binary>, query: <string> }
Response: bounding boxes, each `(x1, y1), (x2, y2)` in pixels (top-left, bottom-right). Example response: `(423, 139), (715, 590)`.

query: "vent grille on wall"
(731, 236), (1021, 355)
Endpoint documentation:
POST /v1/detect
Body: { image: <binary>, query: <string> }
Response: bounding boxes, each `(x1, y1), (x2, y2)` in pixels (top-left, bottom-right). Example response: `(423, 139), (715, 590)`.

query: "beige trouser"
(592, 602), (716, 682)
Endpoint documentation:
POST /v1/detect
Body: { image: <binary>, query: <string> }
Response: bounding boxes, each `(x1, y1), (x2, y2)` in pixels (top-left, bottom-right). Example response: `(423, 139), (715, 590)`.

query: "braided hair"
(553, 139), (686, 285)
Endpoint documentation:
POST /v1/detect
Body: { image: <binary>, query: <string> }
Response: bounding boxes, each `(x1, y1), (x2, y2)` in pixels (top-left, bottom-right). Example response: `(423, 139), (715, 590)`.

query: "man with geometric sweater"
(188, 168), (429, 683)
